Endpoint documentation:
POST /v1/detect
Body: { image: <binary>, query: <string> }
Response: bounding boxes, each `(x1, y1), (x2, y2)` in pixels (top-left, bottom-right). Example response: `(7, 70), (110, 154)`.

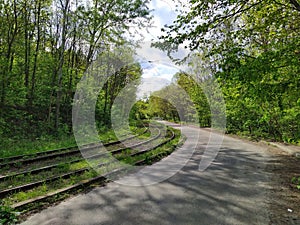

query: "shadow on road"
(22, 140), (276, 225)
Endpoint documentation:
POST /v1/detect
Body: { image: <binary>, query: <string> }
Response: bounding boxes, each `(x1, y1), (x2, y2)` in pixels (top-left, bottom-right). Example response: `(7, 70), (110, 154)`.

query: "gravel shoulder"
(265, 144), (300, 224)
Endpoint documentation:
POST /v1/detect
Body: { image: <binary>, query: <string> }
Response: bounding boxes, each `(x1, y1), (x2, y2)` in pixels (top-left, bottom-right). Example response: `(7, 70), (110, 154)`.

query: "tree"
(155, 0), (300, 142)
(0, 0), (152, 139)
(173, 72), (211, 127)
(156, 0), (300, 53)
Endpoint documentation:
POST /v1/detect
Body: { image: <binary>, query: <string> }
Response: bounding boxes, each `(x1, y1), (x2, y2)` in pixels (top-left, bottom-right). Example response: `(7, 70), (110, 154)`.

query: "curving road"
(21, 123), (273, 225)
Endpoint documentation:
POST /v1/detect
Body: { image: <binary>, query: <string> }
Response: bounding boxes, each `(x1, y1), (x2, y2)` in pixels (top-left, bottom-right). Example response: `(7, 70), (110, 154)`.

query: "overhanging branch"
(290, 0), (300, 11)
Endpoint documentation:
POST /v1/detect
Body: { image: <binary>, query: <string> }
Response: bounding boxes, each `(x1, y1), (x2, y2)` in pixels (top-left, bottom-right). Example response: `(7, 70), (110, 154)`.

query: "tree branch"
(290, 0), (300, 11)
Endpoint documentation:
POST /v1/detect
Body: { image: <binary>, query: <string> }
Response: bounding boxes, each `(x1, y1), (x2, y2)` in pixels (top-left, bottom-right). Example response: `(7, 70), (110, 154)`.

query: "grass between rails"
(1, 160), (122, 206)
(2, 169), (99, 205)
(0, 124), (183, 224)
(0, 155), (84, 175)
(0, 161), (90, 190)
(121, 128), (183, 165)
(2, 128), (179, 206)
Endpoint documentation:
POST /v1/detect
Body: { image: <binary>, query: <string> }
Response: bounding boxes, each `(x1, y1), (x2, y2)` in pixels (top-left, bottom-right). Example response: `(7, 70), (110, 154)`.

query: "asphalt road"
(21, 123), (272, 225)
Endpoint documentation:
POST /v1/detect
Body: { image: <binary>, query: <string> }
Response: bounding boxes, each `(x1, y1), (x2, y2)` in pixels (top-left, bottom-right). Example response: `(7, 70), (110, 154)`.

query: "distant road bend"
(22, 122), (276, 225)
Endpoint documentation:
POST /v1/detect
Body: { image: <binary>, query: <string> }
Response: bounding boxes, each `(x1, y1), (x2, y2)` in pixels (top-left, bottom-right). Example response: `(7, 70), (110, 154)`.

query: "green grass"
(0, 161), (92, 190)
(291, 176), (300, 190)
(98, 129), (121, 143)
(99, 126), (147, 143)
(2, 170), (97, 205)
(0, 125), (147, 159)
(2, 162), (124, 206)
(0, 203), (18, 225)
(0, 135), (77, 158)
(118, 127), (182, 165)
(0, 123), (184, 220)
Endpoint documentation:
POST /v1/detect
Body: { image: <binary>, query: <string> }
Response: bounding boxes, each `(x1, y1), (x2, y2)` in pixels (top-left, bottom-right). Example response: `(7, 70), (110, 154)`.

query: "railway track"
(0, 123), (180, 215)
(0, 126), (149, 170)
(0, 126), (160, 185)
(0, 126), (158, 180)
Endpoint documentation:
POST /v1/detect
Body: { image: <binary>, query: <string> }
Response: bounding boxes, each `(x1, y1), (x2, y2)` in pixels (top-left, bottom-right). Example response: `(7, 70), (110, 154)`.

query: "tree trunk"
(55, 0), (70, 131)
(24, 0), (30, 90)
(30, 0), (42, 106)
(290, 0), (300, 11)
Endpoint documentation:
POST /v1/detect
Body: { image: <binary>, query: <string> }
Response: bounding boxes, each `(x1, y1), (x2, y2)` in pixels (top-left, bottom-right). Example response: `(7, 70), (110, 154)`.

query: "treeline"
(141, 73), (211, 127)
(156, 0), (300, 143)
(0, 0), (150, 139)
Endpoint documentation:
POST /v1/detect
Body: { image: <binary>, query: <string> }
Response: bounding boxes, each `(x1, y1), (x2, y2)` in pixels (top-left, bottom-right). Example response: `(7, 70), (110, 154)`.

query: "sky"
(134, 0), (189, 99)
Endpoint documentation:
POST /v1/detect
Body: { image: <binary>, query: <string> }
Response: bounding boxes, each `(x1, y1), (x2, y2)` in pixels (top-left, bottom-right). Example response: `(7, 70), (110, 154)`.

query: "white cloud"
(144, 0), (178, 41)
(136, 42), (184, 67)
(142, 63), (178, 81)
(137, 77), (171, 99)
(133, 0), (191, 98)
(142, 66), (160, 79)
(151, 0), (178, 11)
(136, 58), (179, 99)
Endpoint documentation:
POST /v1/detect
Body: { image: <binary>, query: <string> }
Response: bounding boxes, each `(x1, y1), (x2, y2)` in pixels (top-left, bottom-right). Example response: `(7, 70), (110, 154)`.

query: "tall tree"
(0, 0), (152, 138)
(156, 0), (300, 142)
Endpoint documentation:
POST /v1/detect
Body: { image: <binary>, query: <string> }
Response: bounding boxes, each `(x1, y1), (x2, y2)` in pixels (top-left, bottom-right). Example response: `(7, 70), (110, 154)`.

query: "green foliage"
(174, 72), (211, 127)
(148, 95), (179, 122)
(0, 134), (76, 158)
(145, 70), (224, 128)
(0, 0), (150, 148)
(0, 204), (18, 225)
(291, 176), (300, 190)
(155, 0), (300, 53)
(130, 100), (149, 121)
(155, 0), (300, 142)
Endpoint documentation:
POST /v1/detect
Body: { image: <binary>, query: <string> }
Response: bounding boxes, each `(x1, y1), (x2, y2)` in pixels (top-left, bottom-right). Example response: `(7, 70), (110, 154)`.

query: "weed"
(0, 203), (18, 225)
(291, 176), (300, 190)
(0, 135), (77, 158)
(0, 124), (183, 215)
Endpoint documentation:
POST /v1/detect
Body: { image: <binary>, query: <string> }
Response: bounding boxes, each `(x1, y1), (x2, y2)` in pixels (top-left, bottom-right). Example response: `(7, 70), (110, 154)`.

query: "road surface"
(21, 124), (273, 225)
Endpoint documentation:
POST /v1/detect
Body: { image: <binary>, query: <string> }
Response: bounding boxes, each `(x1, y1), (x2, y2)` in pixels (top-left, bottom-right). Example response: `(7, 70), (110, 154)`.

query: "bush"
(0, 204), (18, 225)
(291, 176), (300, 190)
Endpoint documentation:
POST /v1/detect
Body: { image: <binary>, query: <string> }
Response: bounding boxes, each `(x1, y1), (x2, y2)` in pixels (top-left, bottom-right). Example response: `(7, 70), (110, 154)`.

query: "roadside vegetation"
(0, 0), (152, 149)
(0, 125), (181, 224)
(154, 0), (300, 144)
(291, 176), (300, 190)
(0, 0), (299, 223)
(1, 0), (299, 153)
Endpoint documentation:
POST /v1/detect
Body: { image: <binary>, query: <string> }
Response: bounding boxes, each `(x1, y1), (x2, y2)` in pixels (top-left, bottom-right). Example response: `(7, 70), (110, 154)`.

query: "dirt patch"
(266, 146), (300, 224)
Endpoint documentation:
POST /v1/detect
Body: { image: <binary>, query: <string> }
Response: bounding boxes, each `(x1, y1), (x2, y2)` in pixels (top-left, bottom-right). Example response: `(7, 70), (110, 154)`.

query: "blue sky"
(133, 0), (190, 98)
(145, 0), (179, 42)
(136, 0), (187, 80)
(136, 59), (178, 99)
